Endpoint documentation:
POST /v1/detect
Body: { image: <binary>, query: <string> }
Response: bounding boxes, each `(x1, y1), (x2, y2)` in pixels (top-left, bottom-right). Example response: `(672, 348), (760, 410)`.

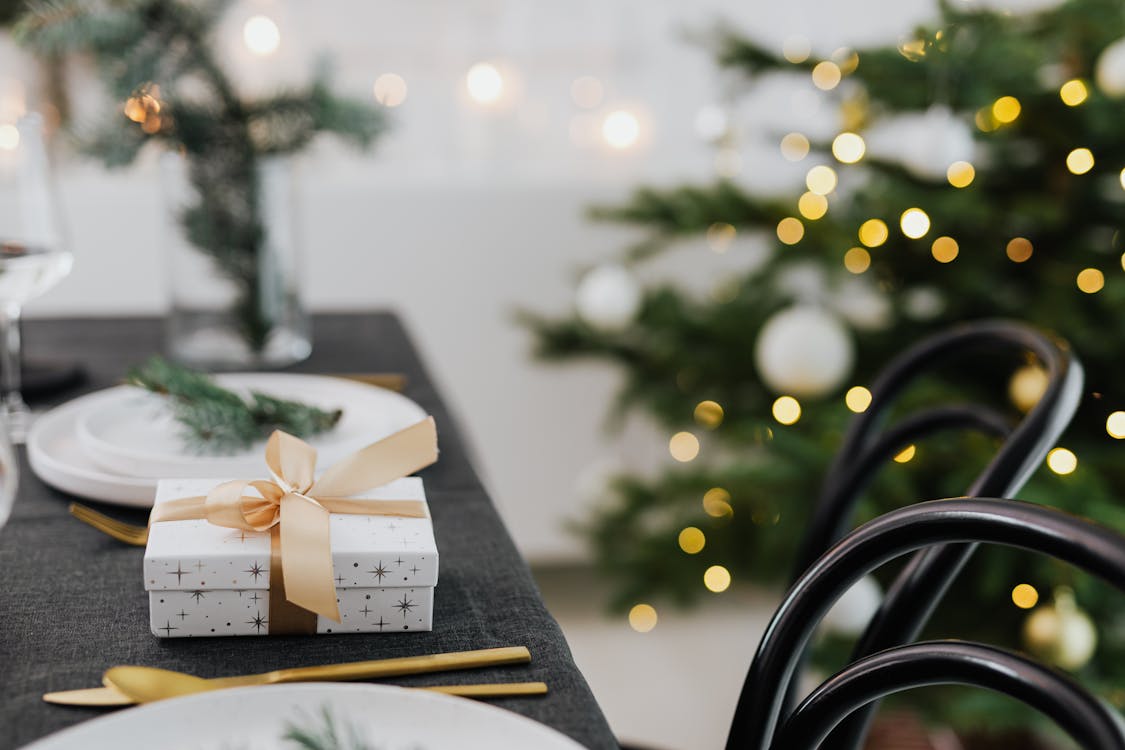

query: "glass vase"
(162, 152), (311, 369)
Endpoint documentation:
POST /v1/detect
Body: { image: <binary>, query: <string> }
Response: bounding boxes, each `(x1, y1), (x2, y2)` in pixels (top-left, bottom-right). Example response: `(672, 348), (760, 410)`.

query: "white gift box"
(144, 477), (438, 637)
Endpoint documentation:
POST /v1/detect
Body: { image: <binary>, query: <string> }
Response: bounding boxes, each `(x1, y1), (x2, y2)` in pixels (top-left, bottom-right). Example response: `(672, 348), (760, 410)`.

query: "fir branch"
(126, 357), (342, 452)
(283, 707), (377, 750)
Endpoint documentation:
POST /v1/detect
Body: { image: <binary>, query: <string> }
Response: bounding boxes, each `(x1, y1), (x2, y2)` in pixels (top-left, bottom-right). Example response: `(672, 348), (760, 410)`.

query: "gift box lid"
(144, 477), (438, 592)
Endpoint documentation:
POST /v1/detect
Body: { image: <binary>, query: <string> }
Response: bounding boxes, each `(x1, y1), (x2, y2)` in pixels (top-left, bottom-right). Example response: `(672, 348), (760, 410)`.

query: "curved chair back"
(727, 498), (1125, 749)
(773, 640), (1125, 750)
(781, 321), (1083, 746)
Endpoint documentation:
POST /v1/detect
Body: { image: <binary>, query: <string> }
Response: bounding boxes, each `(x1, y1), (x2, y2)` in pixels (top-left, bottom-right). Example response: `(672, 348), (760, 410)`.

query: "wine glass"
(0, 112), (72, 442)
(0, 412), (17, 529)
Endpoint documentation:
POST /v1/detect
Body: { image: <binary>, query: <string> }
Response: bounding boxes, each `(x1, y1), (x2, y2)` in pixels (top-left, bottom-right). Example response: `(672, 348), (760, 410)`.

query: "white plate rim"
(21, 682), (585, 750)
(27, 388), (158, 506)
(73, 373), (426, 477)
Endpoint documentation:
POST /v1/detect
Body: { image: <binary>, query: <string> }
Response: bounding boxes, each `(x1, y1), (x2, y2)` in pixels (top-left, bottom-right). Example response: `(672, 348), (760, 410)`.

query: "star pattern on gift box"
(167, 561), (190, 584)
(394, 594), (416, 618)
(368, 561), (389, 581)
(246, 611), (268, 633)
(243, 561), (266, 581)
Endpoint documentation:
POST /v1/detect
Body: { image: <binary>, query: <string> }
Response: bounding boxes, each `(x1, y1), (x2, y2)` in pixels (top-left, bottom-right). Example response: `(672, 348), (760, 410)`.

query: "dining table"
(0, 313), (618, 749)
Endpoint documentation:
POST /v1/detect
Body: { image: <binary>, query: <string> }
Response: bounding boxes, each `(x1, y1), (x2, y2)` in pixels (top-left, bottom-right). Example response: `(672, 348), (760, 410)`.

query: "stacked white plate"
(27, 373), (428, 507)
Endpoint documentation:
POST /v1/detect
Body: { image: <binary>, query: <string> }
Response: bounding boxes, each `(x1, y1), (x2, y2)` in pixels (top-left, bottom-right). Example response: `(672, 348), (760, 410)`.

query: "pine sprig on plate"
(126, 357), (342, 453)
(283, 707), (378, 750)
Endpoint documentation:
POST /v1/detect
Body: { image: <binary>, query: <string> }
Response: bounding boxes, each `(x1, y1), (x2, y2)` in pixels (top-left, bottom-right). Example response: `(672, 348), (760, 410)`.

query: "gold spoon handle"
(262, 646), (532, 685)
(423, 682), (547, 698)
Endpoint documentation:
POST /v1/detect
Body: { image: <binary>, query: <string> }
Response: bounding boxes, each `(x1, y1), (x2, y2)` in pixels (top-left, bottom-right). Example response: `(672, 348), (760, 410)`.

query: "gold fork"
(69, 503), (149, 546)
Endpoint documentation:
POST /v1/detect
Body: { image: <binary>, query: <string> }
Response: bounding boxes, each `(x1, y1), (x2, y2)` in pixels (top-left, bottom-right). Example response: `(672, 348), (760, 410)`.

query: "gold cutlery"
(69, 503), (149, 546)
(42, 646), (532, 706)
(336, 373), (407, 392)
(43, 681), (547, 707)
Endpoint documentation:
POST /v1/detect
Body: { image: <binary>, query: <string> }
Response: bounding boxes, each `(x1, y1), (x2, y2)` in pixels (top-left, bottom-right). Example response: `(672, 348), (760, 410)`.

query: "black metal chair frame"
(763, 321), (1084, 749)
(731, 498), (1125, 749)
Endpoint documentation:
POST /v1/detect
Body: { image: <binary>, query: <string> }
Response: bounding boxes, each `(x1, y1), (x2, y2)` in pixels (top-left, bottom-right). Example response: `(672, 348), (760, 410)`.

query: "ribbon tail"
(279, 493), (341, 622)
(310, 417), (438, 497)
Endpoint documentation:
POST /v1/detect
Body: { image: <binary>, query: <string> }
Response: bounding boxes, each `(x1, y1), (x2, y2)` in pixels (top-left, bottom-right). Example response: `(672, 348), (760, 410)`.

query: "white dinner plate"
(76, 373), (426, 479)
(27, 374), (428, 507)
(27, 388), (158, 506)
(22, 683), (585, 750)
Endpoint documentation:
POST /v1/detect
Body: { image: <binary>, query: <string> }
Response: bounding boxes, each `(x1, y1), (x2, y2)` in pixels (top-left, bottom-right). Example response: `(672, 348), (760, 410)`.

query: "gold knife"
(43, 681), (548, 706)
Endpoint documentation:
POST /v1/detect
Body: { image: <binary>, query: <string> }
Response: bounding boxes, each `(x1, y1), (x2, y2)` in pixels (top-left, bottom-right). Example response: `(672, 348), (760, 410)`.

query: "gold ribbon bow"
(150, 417), (438, 624)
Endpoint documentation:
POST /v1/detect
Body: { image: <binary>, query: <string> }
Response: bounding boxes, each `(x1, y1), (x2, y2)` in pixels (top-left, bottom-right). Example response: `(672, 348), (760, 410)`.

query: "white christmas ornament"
(823, 575), (882, 636)
(831, 278), (892, 331)
(754, 306), (854, 397)
(867, 106), (974, 180)
(1096, 37), (1125, 97)
(575, 264), (642, 331)
(1023, 590), (1097, 670)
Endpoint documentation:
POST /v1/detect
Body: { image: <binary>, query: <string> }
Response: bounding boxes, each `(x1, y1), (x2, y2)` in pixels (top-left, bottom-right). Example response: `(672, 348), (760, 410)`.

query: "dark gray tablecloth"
(0, 314), (617, 749)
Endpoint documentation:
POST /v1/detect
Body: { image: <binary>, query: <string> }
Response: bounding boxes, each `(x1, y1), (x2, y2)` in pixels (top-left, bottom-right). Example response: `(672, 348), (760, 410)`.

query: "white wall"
(4, 0), (957, 560)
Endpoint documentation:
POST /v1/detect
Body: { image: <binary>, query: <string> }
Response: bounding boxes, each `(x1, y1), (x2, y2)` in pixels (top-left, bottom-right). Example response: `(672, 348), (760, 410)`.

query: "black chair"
(780, 321), (1083, 746)
(731, 498), (1125, 749)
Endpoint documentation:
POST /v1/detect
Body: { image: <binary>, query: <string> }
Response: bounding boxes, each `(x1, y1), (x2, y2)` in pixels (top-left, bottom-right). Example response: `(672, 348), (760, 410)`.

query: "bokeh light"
(931, 236), (959, 263)
(1060, 79), (1089, 107)
(628, 603), (658, 632)
(832, 132), (866, 163)
(776, 217), (805, 245)
(704, 565), (732, 593)
(669, 431), (700, 462)
(1067, 147), (1094, 175)
(1006, 237), (1033, 263)
(806, 165), (838, 195)
(772, 396), (802, 425)
(900, 208), (931, 239)
(1012, 583), (1039, 609)
(843, 247), (871, 274)
(780, 132), (810, 162)
(858, 219), (889, 247)
(466, 62), (504, 104)
(602, 110), (640, 149)
(243, 15), (280, 56)
(1047, 447), (1077, 475)
(798, 191), (828, 220)
(678, 527), (706, 554)
(947, 161), (975, 188)
(373, 74), (408, 107)
(845, 386), (872, 413)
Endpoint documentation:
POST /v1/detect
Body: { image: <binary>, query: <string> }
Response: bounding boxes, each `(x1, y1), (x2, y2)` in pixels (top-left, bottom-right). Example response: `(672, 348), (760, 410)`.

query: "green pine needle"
(126, 357), (342, 452)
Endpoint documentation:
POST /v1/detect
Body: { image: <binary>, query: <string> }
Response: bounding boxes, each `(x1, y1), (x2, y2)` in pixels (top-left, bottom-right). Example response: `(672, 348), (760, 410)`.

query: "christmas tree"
(524, 0), (1125, 736)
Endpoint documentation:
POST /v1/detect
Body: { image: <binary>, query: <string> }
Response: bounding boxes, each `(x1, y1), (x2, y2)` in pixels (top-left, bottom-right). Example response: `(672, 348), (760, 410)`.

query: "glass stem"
(0, 302), (29, 443)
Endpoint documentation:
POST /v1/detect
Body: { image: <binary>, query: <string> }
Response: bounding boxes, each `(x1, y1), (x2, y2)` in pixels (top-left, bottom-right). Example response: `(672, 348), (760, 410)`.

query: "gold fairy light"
(845, 386), (872, 413)
(832, 47), (860, 75)
(898, 38), (926, 61)
(1077, 268), (1104, 293)
(900, 208), (931, 239)
(1067, 148), (1094, 175)
(694, 400), (724, 428)
(669, 431), (700, 462)
(1119, 168), (1125, 192)
(798, 192), (828, 220)
(780, 132), (810, 161)
(1106, 411), (1125, 439)
(843, 247), (871, 274)
(806, 165), (838, 195)
(706, 223), (736, 254)
(832, 132), (866, 164)
(628, 603), (658, 632)
(947, 161), (975, 188)
(858, 219), (888, 247)
(782, 36), (811, 64)
(243, 15), (281, 56)
(373, 74), (408, 107)
(1012, 583), (1039, 609)
(1006, 237), (1033, 263)
(704, 565), (732, 593)
(1047, 447), (1077, 475)
(467, 62), (504, 104)
(893, 444), (916, 463)
(811, 61), (842, 91)
(678, 527), (706, 554)
(776, 217), (805, 245)
(931, 236), (959, 263)
(703, 487), (733, 518)
(1060, 79), (1089, 107)
(772, 396), (801, 425)
(992, 96), (1021, 124)
(974, 107), (999, 132)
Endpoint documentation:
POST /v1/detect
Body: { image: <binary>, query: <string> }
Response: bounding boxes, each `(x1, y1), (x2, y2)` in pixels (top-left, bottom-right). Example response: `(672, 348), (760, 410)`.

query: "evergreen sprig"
(14, 0), (387, 353)
(126, 357), (342, 452)
(283, 707), (376, 750)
